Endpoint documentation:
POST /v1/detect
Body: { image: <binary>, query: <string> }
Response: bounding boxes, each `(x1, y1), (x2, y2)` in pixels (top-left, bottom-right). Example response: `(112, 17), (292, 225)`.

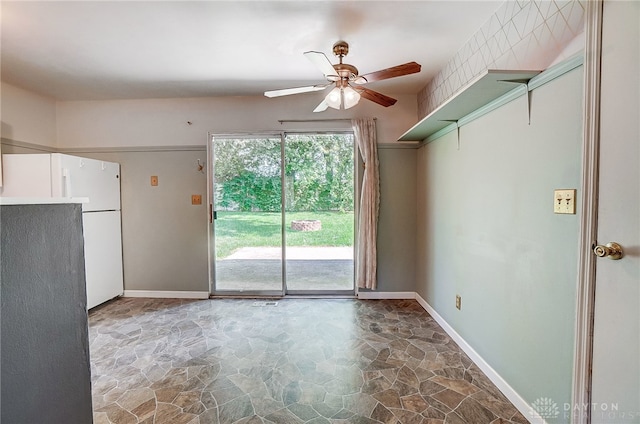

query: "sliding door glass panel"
(212, 136), (283, 294)
(284, 133), (355, 292)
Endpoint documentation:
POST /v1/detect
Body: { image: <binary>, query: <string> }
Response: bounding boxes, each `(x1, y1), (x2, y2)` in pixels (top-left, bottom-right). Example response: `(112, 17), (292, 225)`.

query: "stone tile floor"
(89, 298), (529, 424)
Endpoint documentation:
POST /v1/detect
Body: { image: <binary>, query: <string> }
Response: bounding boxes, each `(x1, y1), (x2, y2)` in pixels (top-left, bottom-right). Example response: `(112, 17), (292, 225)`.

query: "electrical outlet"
(455, 295), (461, 310)
(150, 176), (158, 186)
(191, 194), (202, 205)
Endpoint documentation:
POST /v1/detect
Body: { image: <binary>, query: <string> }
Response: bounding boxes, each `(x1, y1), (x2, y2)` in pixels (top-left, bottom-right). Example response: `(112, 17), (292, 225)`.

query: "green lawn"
(215, 211), (354, 258)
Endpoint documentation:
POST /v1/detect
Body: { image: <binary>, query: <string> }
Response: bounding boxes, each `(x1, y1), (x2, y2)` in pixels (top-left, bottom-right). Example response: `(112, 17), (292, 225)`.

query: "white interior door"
(591, 1), (640, 421)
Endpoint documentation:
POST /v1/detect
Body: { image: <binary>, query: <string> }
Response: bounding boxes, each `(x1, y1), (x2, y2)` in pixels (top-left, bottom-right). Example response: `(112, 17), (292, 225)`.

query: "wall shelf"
(398, 70), (541, 142)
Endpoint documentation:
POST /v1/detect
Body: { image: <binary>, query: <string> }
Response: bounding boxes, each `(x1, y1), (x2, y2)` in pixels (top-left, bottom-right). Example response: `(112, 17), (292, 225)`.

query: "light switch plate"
(554, 189), (576, 214)
(150, 176), (158, 186)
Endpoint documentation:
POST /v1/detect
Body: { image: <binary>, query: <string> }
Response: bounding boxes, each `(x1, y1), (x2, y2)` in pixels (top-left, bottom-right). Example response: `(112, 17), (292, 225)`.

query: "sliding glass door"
(209, 132), (354, 296)
(284, 133), (354, 293)
(210, 135), (284, 295)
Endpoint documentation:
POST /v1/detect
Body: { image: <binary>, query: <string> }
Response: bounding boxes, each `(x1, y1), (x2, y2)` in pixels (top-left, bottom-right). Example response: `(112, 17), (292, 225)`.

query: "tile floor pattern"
(89, 298), (529, 424)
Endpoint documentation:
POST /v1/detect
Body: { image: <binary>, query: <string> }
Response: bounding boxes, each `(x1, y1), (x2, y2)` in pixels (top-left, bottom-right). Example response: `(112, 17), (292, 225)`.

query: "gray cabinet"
(1, 203), (93, 423)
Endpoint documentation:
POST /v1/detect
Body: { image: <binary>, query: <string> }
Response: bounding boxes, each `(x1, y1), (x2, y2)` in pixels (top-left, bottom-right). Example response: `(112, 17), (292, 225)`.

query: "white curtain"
(352, 118), (380, 290)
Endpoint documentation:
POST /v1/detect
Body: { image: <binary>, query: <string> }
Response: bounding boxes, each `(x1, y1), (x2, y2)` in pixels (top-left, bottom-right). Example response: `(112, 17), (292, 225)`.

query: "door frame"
(206, 131), (358, 297)
(281, 131), (357, 296)
(572, 0), (602, 421)
(207, 132), (285, 297)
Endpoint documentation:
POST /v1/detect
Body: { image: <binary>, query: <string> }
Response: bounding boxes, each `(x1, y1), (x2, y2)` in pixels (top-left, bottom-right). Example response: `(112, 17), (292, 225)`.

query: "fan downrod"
(331, 41), (358, 79)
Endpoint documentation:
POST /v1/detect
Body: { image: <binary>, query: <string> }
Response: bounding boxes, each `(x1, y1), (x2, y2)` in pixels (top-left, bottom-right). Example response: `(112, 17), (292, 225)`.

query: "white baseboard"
(357, 291), (416, 300)
(414, 293), (540, 424)
(123, 290), (210, 299)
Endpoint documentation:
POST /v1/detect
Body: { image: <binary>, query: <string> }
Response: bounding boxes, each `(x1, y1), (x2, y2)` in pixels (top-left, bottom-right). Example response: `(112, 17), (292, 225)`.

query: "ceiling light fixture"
(342, 86), (361, 109)
(325, 86), (342, 109)
(325, 84), (361, 110)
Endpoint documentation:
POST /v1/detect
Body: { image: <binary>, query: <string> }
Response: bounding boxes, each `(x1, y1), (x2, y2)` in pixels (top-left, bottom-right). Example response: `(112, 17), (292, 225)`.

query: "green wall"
(415, 67), (583, 413)
(377, 146), (417, 292)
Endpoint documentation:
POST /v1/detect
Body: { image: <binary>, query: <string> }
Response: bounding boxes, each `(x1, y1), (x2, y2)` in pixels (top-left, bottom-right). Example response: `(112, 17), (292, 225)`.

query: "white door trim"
(572, 1), (603, 422)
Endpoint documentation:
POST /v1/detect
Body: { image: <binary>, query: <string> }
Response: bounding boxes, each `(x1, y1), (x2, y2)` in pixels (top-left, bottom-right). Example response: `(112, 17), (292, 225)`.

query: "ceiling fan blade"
(264, 84), (329, 98)
(356, 61), (421, 84)
(357, 87), (397, 107)
(304, 51), (340, 81)
(353, 76), (367, 84)
(313, 100), (329, 113)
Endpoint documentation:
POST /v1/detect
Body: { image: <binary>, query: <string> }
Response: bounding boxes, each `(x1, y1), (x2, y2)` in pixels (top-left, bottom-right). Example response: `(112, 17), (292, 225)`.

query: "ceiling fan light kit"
(325, 87), (342, 109)
(325, 84), (361, 110)
(342, 86), (361, 109)
(264, 40), (421, 112)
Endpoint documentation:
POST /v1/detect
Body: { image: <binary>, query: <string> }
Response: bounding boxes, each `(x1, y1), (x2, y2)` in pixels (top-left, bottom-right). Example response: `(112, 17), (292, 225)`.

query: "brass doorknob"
(593, 242), (624, 260)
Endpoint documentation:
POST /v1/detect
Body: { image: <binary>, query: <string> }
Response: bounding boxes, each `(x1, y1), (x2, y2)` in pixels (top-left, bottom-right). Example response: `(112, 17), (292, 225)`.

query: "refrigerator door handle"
(62, 168), (71, 197)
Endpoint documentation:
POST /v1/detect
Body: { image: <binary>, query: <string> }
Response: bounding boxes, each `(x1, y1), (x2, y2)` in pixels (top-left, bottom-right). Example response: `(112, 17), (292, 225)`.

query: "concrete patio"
(215, 247), (354, 292)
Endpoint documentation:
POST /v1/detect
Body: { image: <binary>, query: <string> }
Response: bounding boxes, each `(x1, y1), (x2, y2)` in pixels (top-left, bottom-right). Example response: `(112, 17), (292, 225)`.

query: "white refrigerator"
(1, 153), (124, 309)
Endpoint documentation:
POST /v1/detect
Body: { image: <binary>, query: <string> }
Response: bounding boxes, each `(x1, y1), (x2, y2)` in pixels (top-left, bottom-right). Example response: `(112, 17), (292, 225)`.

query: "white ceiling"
(1, 1), (503, 101)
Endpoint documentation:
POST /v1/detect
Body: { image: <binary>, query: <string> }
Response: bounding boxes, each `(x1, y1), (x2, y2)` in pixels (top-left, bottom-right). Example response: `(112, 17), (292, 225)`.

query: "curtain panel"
(351, 118), (380, 290)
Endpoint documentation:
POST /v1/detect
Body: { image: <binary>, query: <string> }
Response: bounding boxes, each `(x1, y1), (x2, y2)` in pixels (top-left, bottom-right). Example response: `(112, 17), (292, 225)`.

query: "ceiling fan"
(264, 41), (421, 112)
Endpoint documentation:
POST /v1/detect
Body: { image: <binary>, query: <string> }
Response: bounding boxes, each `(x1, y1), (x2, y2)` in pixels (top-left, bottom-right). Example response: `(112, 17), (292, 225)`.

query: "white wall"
(56, 93), (418, 148)
(50, 92), (419, 294)
(416, 66), (583, 413)
(1, 82), (57, 148)
(1, 83), (419, 294)
(418, 0), (586, 118)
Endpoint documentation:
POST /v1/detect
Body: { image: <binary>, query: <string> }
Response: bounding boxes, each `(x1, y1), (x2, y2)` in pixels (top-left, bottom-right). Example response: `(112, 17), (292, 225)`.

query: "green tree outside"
(214, 134), (354, 213)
